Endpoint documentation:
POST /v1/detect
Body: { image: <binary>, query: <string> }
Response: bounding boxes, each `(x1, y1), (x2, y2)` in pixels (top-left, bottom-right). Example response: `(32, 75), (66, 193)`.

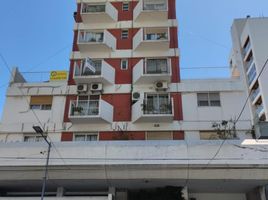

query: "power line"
(0, 52), (69, 168)
(26, 44), (71, 72)
(181, 66), (229, 70)
(235, 57), (268, 123)
(205, 56), (268, 167)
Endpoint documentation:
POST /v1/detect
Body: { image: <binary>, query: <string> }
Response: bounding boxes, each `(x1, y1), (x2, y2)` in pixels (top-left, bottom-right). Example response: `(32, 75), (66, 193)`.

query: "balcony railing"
(251, 87), (261, 102)
(143, 99), (172, 115)
(73, 60), (115, 84)
(245, 57), (254, 72)
(79, 32), (104, 43)
(243, 40), (251, 57)
(133, 28), (169, 51)
(69, 100), (113, 123)
(133, 59), (172, 84)
(80, 2), (118, 23)
(132, 97), (174, 123)
(256, 104), (265, 117)
(77, 30), (116, 52)
(82, 4), (106, 13)
(134, 0), (168, 21)
(143, 1), (167, 11)
(70, 100), (99, 116)
(247, 64), (257, 86)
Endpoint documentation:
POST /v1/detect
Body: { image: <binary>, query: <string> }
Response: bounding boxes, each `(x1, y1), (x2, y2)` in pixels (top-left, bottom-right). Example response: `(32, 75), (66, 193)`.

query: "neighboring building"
(0, 1), (268, 200)
(230, 17), (268, 123)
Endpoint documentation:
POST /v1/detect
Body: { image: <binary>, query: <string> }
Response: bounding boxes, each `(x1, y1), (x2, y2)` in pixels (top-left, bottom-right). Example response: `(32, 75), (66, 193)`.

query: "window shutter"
(30, 96), (53, 105)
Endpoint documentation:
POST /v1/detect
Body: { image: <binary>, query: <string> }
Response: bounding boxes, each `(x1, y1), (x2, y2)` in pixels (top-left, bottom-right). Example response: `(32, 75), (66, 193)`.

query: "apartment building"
(0, 1), (268, 200)
(230, 17), (268, 123)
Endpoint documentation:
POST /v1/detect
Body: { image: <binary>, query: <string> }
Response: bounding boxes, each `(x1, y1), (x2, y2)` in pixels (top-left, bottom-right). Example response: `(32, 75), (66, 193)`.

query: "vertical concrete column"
(181, 186), (189, 200)
(109, 187), (116, 200)
(56, 187), (65, 197)
(259, 186), (267, 200)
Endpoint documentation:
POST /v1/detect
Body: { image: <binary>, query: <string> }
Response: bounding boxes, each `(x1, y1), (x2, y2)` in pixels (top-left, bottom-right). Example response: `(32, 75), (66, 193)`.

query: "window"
(30, 96), (53, 110)
(197, 93), (221, 107)
(146, 59), (168, 74)
(144, 93), (172, 114)
(24, 135), (46, 142)
(200, 131), (237, 140)
(74, 133), (98, 142)
(147, 131), (173, 140)
(83, 4), (105, 13)
(121, 59), (128, 70)
(122, 2), (129, 11)
(121, 29), (129, 39)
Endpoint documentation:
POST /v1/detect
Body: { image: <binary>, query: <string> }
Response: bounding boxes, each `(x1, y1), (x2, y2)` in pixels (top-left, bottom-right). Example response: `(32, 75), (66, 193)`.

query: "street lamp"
(33, 126), (51, 200)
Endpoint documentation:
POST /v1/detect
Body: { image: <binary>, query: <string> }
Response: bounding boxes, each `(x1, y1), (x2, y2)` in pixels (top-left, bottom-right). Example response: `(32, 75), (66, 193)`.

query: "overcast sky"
(0, 0), (268, 116)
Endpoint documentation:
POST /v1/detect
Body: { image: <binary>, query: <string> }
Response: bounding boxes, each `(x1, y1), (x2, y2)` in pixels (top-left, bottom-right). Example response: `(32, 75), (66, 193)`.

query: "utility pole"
(33, 126), (51, 200)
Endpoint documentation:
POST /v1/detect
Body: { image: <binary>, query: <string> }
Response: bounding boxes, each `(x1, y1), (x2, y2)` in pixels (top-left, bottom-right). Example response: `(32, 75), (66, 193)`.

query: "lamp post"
(33, 126), (51, 200)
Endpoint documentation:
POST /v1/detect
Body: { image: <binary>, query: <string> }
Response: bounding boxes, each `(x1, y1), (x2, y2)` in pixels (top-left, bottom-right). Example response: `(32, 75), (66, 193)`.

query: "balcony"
(134, 0), (168, 22)
(80, 2), (118, 23)
(245, 55), (254, 72)
(250, 87), (261, 104)
(133, 58), (172, 84)
(242, 37), (251, 58)
(247, 63), (257, 87)
(133, 28), (169, 51)
(132, 96), (174, 123)
(256, 104), (265, 118)
(77, 30), (116, 53)
(69, 100), (113, 123)
(73, 60), (115, 85)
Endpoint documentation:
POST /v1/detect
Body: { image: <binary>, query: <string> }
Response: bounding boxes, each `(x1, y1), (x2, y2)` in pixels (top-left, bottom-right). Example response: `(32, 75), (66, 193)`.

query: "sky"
(0, 0), (268, 117)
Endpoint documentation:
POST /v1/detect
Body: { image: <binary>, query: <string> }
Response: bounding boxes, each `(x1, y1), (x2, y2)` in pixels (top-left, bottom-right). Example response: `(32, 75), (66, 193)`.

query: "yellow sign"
(50, 71), (68, 81)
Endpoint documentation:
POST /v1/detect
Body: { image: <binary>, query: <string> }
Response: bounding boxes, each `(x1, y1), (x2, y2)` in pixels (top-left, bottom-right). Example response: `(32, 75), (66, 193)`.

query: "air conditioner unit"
(132, 92), (140, 101)
(155, 81), (168, 90)
(77, 84), (88, 93)
(90, 83), (103, 92)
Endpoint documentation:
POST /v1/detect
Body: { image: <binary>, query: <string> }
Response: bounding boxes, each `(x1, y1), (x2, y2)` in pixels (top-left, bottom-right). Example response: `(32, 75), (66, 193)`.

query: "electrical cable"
(0, 52), (71, 170)
(204, 56), (268, 168)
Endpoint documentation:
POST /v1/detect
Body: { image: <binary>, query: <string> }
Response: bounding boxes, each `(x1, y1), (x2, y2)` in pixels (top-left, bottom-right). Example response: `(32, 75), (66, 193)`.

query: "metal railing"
(243, 41), (251, 56)
(74, 62), (102, 77)
(143, 1), (167, 10)
(256, 104), (264, 116)
(79, 32), (104, 43)
(70, 100), (99, 116)
(143, 99), (172, 115)
(251, 87), (260, 102)
(82, 4), (106, 13)
(247, 64), (257, 86)
(144, 32), (168, 41)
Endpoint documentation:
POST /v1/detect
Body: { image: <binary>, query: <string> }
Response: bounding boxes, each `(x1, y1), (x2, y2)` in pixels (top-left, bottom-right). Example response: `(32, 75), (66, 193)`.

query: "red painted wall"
(102, 94), (132, 121)
(105, 58), (141, 84)
(173, 131), (184, 140)
(111, 1), (138, 21)
(108, 28), (139, 50)
(171, 57), (180, 83)
(61, 132), (73, 141)
(171, 93), (183, 121)
(168, 0), (176, 19)
(170, 27), (178, 48)
(68, 60), (77, 85)
(72, 31), (79, 52)
(63, 95), (77, 122)
(99, 131), (145, 140)
(75, 3), (82, 23)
